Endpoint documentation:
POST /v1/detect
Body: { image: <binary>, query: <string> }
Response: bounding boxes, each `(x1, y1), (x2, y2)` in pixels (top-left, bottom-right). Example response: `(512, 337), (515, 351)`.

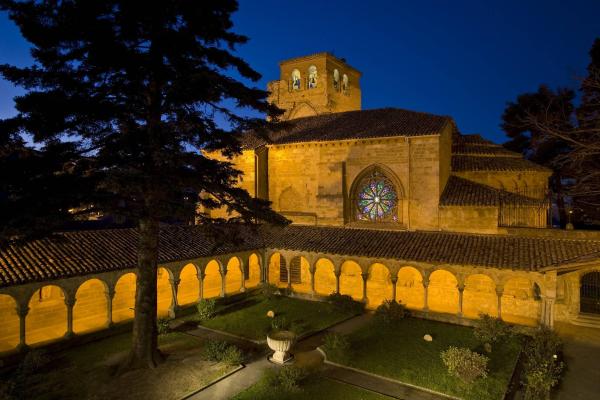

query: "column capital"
(361, 272), (369, 280)
(390, 277), (398, 285)
(422, 277), (430, 288)
(495, 285), (504, 297)
(16, 304), (30, 318)
(457, 283), (465, 292)
(169, 278), (181, 287)
(64, 297), (76, 308)
(105, 286), (116, 299)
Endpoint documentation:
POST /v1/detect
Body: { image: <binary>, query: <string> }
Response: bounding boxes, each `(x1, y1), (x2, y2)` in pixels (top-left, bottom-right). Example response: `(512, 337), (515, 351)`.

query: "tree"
(501, 85), (574, 225)
(0, 0), (287, 369)
(504, 38), (600, 224)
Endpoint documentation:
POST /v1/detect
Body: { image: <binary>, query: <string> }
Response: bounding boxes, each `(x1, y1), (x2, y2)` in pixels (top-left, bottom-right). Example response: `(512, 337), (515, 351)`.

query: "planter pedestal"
(267, 330), (296, 365)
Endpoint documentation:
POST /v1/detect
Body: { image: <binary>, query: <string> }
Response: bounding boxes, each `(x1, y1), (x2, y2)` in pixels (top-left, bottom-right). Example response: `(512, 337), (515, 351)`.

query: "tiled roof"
(452, 155), (551, 172)
(240, 108), (452, 149)
(265, 225), (600, 271)
(451, 134), (550, 173)
(440, 176), (545, 207)
(3, 225), (599, 288)
(0, 225), (264, 288)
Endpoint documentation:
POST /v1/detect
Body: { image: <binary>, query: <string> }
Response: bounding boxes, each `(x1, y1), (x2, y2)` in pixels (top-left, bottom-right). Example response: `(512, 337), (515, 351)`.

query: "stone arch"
(428, 269), (459, 314)
(333, 69), (340, 90)
(225, 257), (243, 295)
(308, 65), (318, 88)
(580, 270), (600, 315)
(348, 164), (405, 224)
(366, 263), (393, 309)
(463, 273), (498, 318)
(342, 73), (349, 92)
(502, 276), (541, 326)
(291, 68), (301, 90)
(396, 266), (424, 310)
(73, 278), (108, 334)
(288, 102), (318, 120)
(314, 258), (336, 296)
(268, 252), (288, 288)
(0, 294), (19, 352)
(246, 253), (261, 289)
(290, 256), (312, 294)
(26, 285), (67, 345)
(113, 272), (136, 323)
(204, 260), (223, 299)
(157, 267), (173, 317)
(177, 263), (200, 306)
(339, 260), (363, 301)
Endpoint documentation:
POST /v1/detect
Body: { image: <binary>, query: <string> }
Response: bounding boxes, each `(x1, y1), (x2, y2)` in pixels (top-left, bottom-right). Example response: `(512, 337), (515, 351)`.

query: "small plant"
(326, 293), (365, 314)
(262, 283), (280, 300)
(203, 339), (229, 361)
(276, 366), (306, 392)
(374, 300), (408, 324)
(21, 350), (50, 374)
(157, 318), (171, 335)
(473, 314), (511, 352)
(271, 315), (290, 331)
(196, 298), (217, 321)
(221, 345), (244, 366)
(521, 327), (564, 400)
(323, 332), (351, 363)
(441, 346), (489, 384)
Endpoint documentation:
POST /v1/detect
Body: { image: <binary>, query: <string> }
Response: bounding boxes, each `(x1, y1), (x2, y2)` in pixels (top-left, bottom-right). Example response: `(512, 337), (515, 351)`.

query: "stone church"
(0, 52), (599, 354)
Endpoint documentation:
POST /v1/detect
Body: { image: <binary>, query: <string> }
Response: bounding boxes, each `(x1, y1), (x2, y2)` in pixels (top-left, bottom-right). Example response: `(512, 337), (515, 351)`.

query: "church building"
(0, 53), (599, 354)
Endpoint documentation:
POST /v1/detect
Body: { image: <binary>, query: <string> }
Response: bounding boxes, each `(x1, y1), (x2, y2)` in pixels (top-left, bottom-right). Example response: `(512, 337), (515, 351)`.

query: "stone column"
(495, 286), (504, 320)
(287, 265), (292, 292)
(422, 277), (430, 312)
(456, 283), (465, 318)
(105, 286), (116, 328)
(197, 271), (205, 301)
(335, 270), (341, 294)
(16, 303), (29, 351)
(361, 272), (369, 303)
(64, 297), (75, 339)
(310, 268), (316, 295)
(168, 278), (180, 318)
(220, 268), (226, 298)
(391, 277), (398, 302)
(240, 262), (247, 293)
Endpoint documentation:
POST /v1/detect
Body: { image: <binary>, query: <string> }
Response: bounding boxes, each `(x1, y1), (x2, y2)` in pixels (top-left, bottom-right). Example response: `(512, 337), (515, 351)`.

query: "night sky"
(1, 0), (598, 144)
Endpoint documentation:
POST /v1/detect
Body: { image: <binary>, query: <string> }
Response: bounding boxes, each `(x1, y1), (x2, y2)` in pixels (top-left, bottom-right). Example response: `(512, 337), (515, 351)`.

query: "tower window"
(291, 69), (301, 90)
(342, 74), (349, 94)
(333, 69), (340, 90)
(308, 65), (318, 89)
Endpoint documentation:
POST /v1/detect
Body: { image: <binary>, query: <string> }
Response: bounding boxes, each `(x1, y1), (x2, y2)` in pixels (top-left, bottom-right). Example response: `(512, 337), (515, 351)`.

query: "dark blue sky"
(1, 0), (599, 143)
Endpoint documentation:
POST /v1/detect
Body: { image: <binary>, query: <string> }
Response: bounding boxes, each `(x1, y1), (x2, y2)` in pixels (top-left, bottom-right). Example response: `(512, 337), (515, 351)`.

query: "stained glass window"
(355, 170), (398, 222)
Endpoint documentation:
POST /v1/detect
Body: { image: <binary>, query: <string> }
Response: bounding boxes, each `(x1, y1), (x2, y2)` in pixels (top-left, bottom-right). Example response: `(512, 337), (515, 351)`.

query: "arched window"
(581, 272), (600, 314)
(291, 69), (301, 90)
(308, 65), (318, 89)
(333, 69), (340, 90)
(354, 169), (399, 222)
(342, 74), (349, 93)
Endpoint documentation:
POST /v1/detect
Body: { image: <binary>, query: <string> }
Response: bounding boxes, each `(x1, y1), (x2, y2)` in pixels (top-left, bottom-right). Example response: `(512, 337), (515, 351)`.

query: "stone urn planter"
(267, 330), (296, 364)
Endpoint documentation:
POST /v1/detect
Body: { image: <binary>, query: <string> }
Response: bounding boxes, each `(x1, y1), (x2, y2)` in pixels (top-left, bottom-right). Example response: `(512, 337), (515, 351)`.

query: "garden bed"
(0, 332), (238, 400)
(199, 295), (357, 341)
(325, 317), (521, 400)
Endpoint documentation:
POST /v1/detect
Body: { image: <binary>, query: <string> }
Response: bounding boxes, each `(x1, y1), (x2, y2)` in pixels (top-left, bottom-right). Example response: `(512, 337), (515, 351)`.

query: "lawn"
(327, 317), (521, 400)
(2, 331), (237, 400)
(232, 373), (390, 400)
(200, 295), (357, 341)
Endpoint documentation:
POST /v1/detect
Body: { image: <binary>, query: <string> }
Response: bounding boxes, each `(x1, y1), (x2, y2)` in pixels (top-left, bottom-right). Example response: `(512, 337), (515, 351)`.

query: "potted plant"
(266, 316), (296, 364)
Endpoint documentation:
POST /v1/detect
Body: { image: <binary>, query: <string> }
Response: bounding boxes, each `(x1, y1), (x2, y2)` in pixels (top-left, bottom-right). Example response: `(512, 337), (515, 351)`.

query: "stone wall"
(440, 206), (499, 234)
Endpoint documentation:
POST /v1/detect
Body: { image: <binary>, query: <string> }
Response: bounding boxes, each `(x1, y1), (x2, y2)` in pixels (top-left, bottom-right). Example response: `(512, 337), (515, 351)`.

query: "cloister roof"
(240, 108), (452, 149)
(2, 224), (600, 288)
(439, 176), (544, 207)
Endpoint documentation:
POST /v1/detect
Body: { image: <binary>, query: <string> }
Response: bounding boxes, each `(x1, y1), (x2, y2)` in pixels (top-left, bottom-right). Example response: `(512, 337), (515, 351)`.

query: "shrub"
(203, 339), (229, 361)
(323, 333), (351, 364)
(157, 318), (171, 335)
(374, 300), (408, 324)
(473, 314), (511, 351)
(441, 346), (489, 384)
(326, 293), (365, 314)
(276, 366), (306, 392)
(271, 315), (290, 331)
(21, 350), (50, 374)
(521, 327), (564, 400)
(262, 283), (280, 300)
(196, 298), (217, 321)
(221, 345), (244, 366)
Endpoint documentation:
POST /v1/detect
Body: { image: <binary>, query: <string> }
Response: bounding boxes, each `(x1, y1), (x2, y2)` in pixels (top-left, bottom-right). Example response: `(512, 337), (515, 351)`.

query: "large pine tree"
(0, 0), (286, 368)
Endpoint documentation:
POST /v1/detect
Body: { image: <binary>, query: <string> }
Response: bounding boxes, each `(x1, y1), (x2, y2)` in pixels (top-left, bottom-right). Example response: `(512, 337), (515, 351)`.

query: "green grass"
(200, 296), (356, 340)
(327, 317), (521, 400)
(232, 374), (390, 400)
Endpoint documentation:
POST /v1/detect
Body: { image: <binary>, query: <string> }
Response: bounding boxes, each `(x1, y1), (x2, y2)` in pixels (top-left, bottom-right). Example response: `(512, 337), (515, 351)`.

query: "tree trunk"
(124, 217), (164, 369)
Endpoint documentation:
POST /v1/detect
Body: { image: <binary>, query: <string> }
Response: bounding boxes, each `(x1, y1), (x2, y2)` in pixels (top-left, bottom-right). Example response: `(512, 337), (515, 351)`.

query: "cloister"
(1, 224), (599, 355)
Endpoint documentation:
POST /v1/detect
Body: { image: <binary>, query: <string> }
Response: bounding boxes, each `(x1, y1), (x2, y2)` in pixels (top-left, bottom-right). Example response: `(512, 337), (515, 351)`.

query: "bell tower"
(267, 52), (362, 121)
